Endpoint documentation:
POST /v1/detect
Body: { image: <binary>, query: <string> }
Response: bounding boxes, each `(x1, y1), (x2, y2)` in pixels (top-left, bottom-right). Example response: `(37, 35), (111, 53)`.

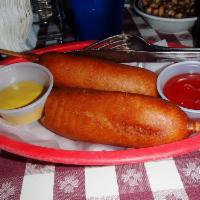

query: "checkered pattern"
(1, 151), (200, 200)
(0, 5), (199, 200)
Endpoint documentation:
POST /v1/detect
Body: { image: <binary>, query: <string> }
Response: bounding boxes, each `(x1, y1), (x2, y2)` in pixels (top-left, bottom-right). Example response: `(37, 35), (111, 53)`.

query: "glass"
(69, 0), (125, 40)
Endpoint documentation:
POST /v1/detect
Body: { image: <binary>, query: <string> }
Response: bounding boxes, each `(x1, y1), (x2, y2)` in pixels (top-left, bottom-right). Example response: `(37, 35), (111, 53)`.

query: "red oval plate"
(0, 41), (200, 166)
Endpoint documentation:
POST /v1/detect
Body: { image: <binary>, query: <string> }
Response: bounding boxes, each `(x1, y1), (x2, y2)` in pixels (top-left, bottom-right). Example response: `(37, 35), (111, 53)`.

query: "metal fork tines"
(84, 34), (131, 50)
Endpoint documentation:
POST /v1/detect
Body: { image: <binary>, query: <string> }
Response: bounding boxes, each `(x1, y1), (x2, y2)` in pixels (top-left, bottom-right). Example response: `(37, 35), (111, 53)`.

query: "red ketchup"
(163, 73), (200, 110)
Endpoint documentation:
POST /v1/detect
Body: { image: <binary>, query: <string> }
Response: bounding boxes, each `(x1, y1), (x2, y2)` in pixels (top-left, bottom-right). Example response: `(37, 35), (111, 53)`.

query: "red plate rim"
(0, 40), (197, 166)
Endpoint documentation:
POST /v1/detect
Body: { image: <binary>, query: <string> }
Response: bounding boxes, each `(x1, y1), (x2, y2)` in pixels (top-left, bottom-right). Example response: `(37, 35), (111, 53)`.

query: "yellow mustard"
(0, 81), (44, 110)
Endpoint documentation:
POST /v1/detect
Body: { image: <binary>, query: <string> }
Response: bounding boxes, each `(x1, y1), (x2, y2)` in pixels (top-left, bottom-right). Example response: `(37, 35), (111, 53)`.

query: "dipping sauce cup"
(0, 62), (53, 125)
(157, 61), (200, 120)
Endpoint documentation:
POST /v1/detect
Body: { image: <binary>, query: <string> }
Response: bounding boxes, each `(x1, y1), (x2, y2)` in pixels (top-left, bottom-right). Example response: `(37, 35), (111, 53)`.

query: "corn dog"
(38, 52), (158, 96)
(41, 87), (193, 148)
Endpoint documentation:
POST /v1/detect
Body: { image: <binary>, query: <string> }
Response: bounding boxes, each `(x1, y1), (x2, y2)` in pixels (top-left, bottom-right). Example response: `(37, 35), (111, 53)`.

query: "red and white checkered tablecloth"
(1, 151), (200, 200)
(1, 6), (200, 200)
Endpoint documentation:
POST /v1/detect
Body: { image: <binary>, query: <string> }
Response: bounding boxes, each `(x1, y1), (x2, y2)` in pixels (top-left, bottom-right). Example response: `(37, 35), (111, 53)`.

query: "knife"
(69, 49), (200, 63)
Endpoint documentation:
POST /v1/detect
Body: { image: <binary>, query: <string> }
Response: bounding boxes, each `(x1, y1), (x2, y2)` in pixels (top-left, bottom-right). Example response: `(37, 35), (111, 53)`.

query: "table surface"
(1, 6), (200, 200)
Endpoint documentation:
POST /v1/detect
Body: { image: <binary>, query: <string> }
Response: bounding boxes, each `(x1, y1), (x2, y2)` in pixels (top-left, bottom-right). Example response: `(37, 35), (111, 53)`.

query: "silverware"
(85, 34), (200, 52)
(1, 33), (199, 63)
(71, 49), (200, 63)
(70, 34), (200, 62)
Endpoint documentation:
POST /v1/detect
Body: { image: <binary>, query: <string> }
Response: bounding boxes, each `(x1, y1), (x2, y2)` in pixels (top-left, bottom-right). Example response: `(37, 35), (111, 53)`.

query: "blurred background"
(30, 0), (132, 47)
(0, 0), (199, 54)
(30, 0), (200, 47)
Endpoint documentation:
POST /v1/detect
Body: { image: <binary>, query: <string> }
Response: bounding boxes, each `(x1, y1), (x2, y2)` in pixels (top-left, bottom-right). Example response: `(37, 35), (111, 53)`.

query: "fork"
(84, 33), (200, 52)
(84, 34), (130, 50)
(70, 33), (200, 62)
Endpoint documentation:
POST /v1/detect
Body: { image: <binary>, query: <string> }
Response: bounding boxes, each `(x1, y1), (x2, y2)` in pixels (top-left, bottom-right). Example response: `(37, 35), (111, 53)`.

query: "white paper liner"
(0, 118), (125, 151)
